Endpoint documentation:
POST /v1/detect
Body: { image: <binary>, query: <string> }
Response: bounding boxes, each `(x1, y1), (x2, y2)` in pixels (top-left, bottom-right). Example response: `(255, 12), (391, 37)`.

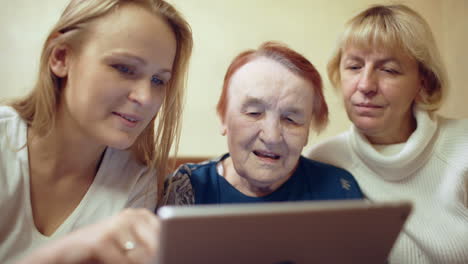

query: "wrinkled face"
(339, 45), (424, 144)
(222, 57), (314, 190)
(54, 4), (176, 149)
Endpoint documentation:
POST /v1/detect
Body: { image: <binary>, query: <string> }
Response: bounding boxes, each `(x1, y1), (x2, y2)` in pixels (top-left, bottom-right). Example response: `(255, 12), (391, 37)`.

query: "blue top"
(163, 154), (363, 205)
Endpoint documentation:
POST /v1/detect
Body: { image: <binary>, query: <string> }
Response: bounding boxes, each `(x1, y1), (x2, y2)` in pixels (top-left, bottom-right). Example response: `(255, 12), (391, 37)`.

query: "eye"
(246, 112), (261, 117)
(381, 68), (400, 75)
(345, 65), (361, 71)
(112, 64), (134, 75)
(151, 75), (165, 86)
(284, 116), (297, 124)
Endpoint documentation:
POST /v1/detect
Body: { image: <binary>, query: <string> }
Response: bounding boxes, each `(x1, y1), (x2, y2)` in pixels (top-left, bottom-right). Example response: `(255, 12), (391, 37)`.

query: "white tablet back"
(155, 200), (411, 264)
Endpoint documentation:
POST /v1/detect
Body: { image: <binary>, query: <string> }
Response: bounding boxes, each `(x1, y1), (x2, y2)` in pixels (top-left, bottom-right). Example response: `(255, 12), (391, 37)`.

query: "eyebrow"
(284, 107), (305, 116)
(344, 55), (402, 66)
(241, 96), (265, 109)
(241, 96), (305, 116)
(107, 51), (172, 75)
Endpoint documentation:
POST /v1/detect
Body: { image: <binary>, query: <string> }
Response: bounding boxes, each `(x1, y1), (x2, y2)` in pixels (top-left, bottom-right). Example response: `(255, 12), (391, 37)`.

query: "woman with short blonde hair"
(326, 4), (447, 112)
(307, 4), (468, 263)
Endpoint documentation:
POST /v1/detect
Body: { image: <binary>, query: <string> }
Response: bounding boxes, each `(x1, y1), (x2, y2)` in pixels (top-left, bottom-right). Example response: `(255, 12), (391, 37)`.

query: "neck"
(221, 157), (289, 197)
(366, 113), (417, 145)
(349, 109), (438, 181)
(28, 112), (106, 181)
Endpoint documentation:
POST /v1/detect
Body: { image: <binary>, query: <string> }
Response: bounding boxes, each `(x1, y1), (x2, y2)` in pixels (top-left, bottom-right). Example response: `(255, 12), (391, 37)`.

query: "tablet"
(154, 200), (412, 264)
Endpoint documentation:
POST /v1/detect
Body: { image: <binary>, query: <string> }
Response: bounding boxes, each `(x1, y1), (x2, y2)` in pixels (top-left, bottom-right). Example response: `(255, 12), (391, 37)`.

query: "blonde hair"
(328, 4), (447, 111)
(10, 0), (193, 200)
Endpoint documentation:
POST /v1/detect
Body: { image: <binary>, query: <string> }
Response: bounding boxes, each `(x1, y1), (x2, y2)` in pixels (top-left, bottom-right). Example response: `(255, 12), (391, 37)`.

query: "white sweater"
(0, 106), (158, 263)
(306, 108), (468, 264)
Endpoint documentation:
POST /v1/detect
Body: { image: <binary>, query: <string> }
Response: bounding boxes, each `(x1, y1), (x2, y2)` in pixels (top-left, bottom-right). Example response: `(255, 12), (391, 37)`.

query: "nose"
(357, 68), (377, 96)
(128, 80), (156, 107)
(259, 116), (283, 145)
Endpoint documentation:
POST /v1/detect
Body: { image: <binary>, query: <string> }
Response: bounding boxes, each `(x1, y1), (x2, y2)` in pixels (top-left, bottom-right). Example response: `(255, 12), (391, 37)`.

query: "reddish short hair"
(216, 41), (328, 132)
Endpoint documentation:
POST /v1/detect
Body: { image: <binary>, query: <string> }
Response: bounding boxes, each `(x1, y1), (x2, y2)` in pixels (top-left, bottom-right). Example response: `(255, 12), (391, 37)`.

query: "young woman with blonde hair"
(0, 0), (192, 263)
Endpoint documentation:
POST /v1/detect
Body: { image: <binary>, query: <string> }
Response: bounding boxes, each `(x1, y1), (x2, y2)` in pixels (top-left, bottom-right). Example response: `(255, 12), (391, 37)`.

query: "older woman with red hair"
(164, 42), (363, 205)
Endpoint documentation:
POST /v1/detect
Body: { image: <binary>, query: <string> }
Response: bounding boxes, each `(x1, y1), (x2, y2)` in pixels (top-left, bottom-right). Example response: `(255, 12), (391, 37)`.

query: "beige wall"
(439, 0), (468, 119)
(1, 0), (466, 157)
(0, 0), (68, 99)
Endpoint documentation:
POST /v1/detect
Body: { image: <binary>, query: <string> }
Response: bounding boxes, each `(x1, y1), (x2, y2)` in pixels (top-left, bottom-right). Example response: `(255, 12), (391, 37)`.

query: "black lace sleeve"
(161, 164), (195, 205)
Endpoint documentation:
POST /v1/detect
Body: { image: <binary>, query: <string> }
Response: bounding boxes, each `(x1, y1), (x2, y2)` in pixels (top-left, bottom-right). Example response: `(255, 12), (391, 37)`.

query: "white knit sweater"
(306, 108), (468, 264)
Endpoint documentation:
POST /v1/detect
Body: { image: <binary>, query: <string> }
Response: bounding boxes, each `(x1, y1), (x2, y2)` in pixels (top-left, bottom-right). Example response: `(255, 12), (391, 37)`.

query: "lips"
(354, 103), (383, 108)
(112, 112), (142, 124)
(253, 150), (281, 160)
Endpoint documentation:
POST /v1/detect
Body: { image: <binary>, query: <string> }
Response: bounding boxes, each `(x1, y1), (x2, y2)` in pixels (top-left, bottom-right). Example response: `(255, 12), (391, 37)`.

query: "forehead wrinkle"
(343, 46), (414, 71)
(228, 58), (313, 119)
(228, 57), (304, 107)
(343, 54), (401, 65)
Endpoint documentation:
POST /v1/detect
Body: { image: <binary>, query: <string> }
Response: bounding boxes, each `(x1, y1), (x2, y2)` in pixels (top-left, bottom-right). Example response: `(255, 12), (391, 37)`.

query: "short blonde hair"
(11, 0), (193, 199)
(328, 4), (447, 112)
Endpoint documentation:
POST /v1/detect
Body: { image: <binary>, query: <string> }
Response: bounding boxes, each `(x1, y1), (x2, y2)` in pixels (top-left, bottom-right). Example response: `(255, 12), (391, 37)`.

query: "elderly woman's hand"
(17, 208), (160, 264)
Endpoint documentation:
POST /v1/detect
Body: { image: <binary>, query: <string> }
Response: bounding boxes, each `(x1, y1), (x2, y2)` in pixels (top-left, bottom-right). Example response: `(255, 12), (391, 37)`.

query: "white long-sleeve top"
(307, 108), (468, 263)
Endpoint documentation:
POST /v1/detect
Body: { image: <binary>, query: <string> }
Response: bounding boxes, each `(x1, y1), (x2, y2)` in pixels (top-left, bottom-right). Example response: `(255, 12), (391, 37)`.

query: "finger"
(133, 210), (160, 252)
(132, 217), (160, 258)
(125, 220), (159, 262)
(55, 226), (132, 264)
(110, 209), (159, 264)
(90, 211), (141, 264)
(88, 240), (132, 264)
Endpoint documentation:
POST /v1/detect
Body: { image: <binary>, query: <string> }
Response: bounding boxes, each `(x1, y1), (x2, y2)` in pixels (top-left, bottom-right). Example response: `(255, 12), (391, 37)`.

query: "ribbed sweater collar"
(349, 107), (438, 181)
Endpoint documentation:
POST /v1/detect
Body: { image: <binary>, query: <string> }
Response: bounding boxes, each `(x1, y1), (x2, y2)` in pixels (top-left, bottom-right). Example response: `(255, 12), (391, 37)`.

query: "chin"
(109, 142), (134, 150)
(354, 124), (383, 138)
(353, 116), (382, 131)
(102, 134), (136, 150)
(247, 172), (283, 186)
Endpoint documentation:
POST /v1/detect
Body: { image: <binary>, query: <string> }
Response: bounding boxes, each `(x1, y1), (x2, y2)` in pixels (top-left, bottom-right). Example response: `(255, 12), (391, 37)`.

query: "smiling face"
(339, 45), (424, 144)
(221, 57), (314, 195)
(51, 4), (176, 150)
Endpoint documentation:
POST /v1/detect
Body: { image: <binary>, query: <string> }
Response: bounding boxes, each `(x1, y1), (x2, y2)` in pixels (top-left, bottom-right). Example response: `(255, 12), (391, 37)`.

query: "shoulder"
(162, 156), (220, 205)
(0, 106), (22, 130)
(305, 131), (352, 169)
(436, 116), (468, 165)
(298, 156), (363, 199)
(171, 157), (219, 185)
(0, 105), (18, 119)
(438, 116), (468, 138)
(299, 156), (356, 182)
(0, 106), (27, 150)
(177, 157), (218, 176)
(101, 148), (157, 209)
(433, 117), (468, 213)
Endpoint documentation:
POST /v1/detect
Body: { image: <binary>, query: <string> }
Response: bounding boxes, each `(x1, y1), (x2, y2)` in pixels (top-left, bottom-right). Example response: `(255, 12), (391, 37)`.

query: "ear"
(304, 131), (310, 147)
(220, 123), (227, 136)
(420, 75), (427, 91)
(219, 116), (227, 136)
(415, 76), (427, 103)
(49, 44), (71, 78)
